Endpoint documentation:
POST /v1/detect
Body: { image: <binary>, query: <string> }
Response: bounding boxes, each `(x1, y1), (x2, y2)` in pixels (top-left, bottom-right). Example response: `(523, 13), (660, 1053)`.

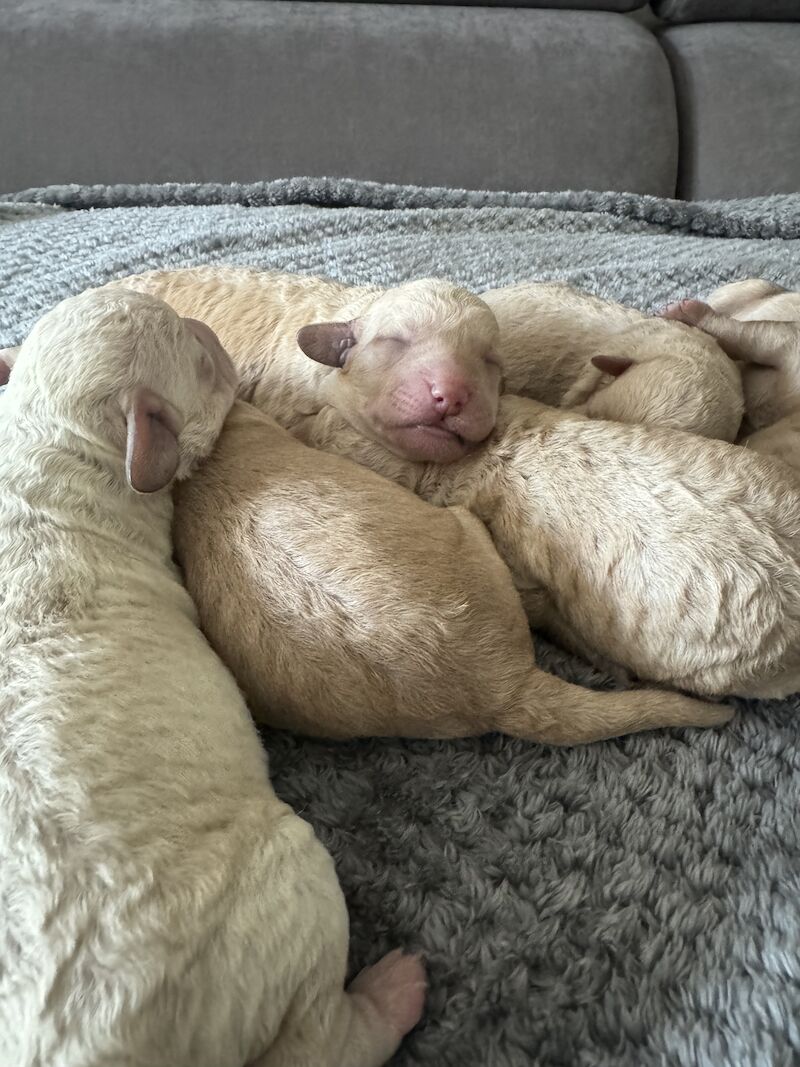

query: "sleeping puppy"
(1, 272), (742, 447)
(99, 267), (742, 445)
(482, 281), (743, 441)
(113, 268), (503, 464)
(174, 400), (728, 745)
(0, 289), (424, 1067)
(662, 280), (800, 470)
(299, 371), (800, 701)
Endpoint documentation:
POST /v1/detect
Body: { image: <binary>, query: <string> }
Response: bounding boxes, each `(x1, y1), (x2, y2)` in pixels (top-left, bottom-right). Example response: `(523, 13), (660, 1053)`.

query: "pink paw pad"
(348, 949), (427, 1037)
(659, 298), (712, 325)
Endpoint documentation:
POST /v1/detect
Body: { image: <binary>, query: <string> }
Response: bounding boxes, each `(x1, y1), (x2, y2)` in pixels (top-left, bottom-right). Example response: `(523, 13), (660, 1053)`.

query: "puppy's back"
(0, 388), (339, 1067)
(174, 402), (535, 738)
(482, 283), (634, 402)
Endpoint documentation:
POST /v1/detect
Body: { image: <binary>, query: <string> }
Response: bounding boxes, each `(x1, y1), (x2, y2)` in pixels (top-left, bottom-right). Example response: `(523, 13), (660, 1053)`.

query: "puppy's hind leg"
(705, 279), (787, 317)
(660, 300), (797, 367)
(499, 667), (732, 745)
(251, 950), (426, 1067)
(660, 300), (800, 443)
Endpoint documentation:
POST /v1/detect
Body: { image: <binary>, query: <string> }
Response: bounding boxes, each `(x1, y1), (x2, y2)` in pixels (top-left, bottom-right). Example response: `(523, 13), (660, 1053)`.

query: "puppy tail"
(501, 667), (731, 745)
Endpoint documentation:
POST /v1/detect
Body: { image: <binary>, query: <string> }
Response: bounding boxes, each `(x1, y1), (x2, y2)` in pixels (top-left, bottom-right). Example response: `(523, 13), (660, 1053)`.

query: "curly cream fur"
(113, 268), (742, 441)
(105, 269), (800, 699)
(0, 289), (423, 1067)
(667, 279), (800, 472)
(175, 402), (728, 743)
(482, 282), (743, 441)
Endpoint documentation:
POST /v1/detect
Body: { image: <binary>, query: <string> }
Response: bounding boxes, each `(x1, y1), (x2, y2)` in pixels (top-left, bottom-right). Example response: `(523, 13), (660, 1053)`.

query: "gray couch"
(1, 0), (798, 199)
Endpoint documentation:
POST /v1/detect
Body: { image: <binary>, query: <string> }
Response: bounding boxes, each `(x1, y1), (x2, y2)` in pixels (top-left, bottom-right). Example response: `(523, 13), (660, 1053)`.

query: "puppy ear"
(124, 387), (181, 494)
(591, 355), (634, 378)
(296, 321), (356, 367)
(0, 346), (20, 385)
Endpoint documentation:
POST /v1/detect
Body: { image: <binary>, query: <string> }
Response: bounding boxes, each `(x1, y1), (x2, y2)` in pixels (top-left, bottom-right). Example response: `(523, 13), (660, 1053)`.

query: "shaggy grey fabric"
(2, 180), (799, 1067)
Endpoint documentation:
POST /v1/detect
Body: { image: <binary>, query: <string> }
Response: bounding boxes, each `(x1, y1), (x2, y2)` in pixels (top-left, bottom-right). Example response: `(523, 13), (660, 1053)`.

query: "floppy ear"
(591, 355), (634, 378)
(0, 345), (20, 385)
(296, 321), (356, 367)
(124, 387), (181, 494)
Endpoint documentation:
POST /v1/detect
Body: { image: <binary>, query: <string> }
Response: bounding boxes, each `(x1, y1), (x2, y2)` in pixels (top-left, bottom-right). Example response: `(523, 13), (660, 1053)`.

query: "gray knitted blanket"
(2, 179), (799, 1067)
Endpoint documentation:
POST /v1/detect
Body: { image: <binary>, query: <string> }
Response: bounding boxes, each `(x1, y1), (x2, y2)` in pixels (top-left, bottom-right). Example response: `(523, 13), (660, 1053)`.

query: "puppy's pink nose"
(430, 380), (470, 416)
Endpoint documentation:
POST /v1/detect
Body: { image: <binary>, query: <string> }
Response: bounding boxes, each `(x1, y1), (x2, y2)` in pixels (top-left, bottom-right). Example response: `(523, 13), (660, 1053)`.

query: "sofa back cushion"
(277, 0), (646, 7)
(653, 0), (799, 21)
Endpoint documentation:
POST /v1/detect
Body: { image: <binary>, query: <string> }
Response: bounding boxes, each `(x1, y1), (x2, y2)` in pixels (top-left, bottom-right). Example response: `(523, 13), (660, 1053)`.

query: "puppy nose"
(430, 381), (469, 416)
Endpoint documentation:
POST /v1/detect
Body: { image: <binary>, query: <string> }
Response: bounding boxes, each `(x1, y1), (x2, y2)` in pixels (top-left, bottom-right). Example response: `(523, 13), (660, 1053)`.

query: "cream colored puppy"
(96, 268), (742, 446)
(99, 268), (797, 698)
(175, 401), (727, 744)
(0, 290), (423, 1067)
(482, 282), (743, 441)
(105, 267), (503, 463)
(2, 272), (742, 443)
(662, 279), (800, 470)
(301, 393), (800, 701)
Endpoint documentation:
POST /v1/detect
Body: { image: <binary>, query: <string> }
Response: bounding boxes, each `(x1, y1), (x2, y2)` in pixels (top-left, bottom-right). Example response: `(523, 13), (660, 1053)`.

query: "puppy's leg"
(252, 950), (426, 1067)
(705, 279), (786, 317)
(742, 414), (800, 475)
(661, 300), (800, 442)
(660, 300), (797, 365)
(499, 666), (732, 746)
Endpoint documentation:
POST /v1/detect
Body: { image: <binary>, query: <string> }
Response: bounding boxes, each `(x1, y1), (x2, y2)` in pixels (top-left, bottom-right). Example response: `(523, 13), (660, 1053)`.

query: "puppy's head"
(13, 288), (237, 493)
(564, 319), (744, 442)
(297, 279), (501, 463)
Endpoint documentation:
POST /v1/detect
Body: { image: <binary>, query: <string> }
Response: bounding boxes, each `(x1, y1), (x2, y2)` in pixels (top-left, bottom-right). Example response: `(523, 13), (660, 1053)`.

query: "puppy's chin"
(382, 423), (473, 464)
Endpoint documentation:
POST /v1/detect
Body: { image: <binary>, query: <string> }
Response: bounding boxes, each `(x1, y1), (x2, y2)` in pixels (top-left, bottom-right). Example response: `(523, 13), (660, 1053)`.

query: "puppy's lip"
(394, 422), (466, 445)
(424, 415), (495, 445)
(412, 423), (463, 440)
(386, 423), (472, 462)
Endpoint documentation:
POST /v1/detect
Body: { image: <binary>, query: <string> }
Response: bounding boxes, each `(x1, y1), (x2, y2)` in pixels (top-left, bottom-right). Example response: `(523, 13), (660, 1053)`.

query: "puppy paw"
(658, 298), (713, 327)
(349, 949), (427, 1038)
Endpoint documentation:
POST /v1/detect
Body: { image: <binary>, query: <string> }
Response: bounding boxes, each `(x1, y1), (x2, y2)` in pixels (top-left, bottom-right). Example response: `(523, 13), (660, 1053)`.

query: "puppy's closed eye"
(373, 334), (410, 347)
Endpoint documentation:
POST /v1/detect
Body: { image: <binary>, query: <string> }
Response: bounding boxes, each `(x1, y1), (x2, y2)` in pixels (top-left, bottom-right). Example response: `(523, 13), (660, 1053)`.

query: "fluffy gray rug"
(2, 179), (799, 1067)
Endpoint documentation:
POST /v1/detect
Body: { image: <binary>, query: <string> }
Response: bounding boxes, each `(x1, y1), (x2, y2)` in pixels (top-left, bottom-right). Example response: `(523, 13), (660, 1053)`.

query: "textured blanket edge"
(3, 177), (799, 240)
